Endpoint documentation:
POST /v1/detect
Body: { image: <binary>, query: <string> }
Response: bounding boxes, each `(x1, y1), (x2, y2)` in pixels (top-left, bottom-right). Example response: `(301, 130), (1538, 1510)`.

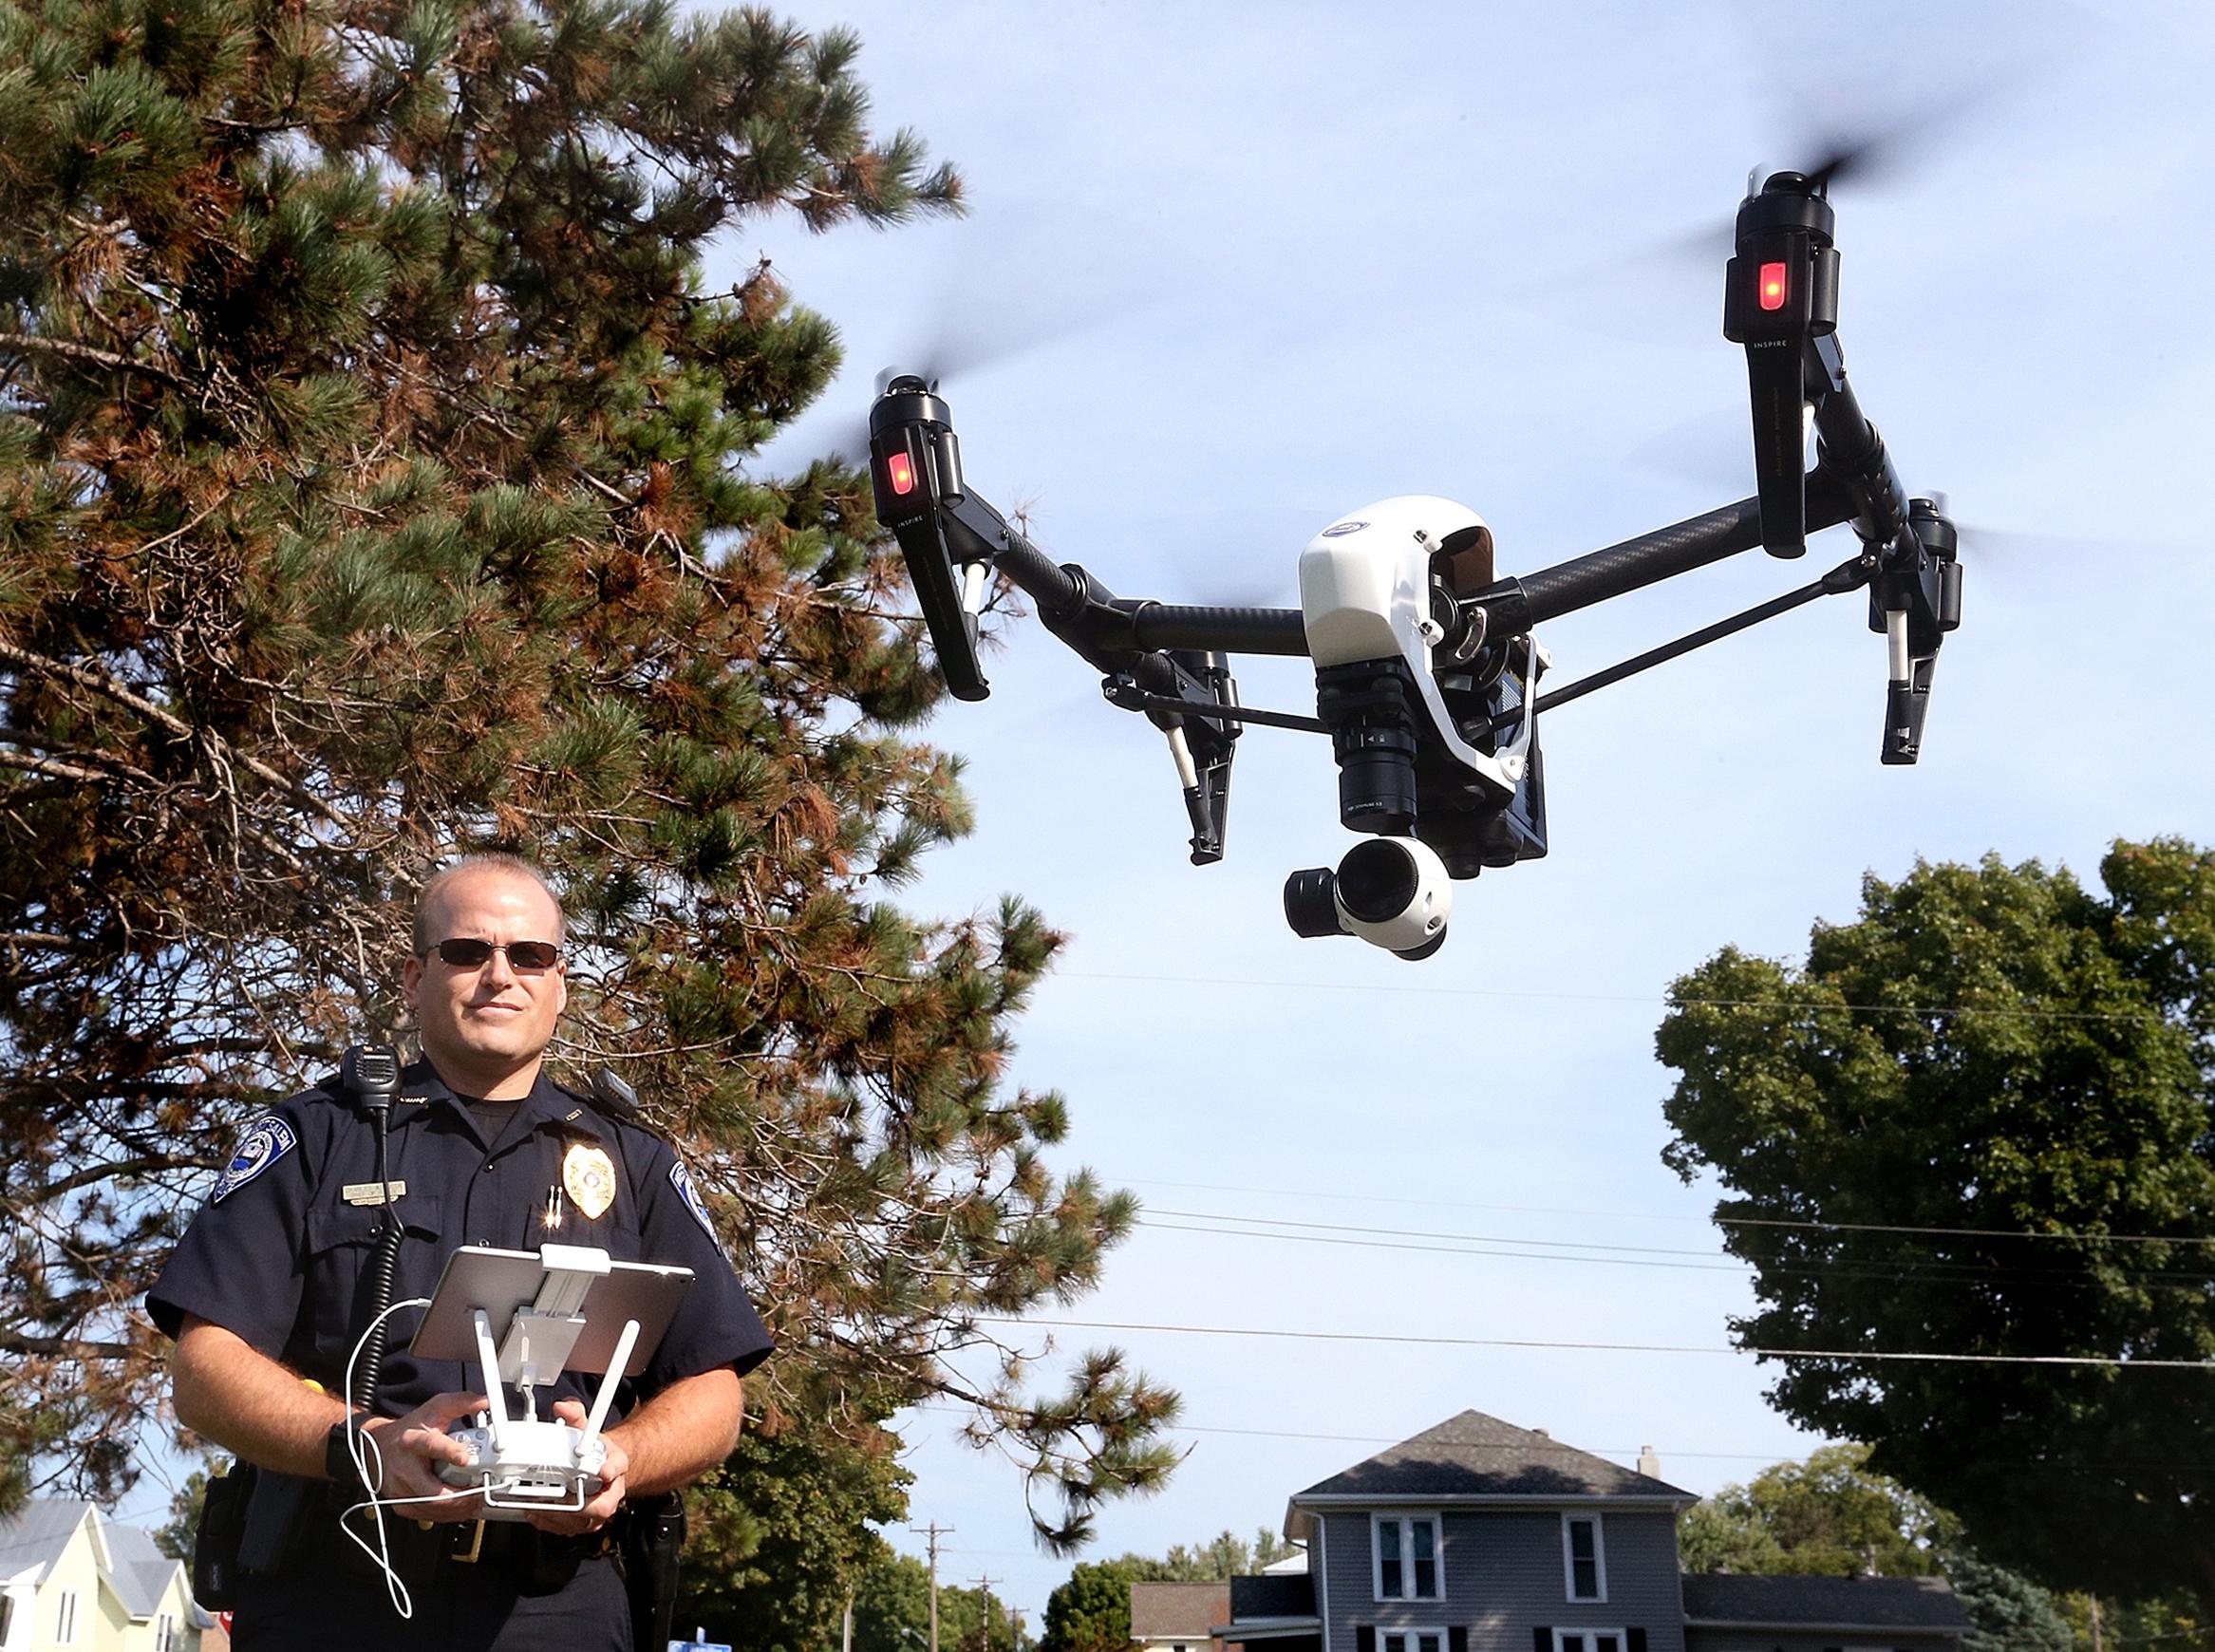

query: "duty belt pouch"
(621, 1491), (686, 1652)
(191, 1464), (254, 1610)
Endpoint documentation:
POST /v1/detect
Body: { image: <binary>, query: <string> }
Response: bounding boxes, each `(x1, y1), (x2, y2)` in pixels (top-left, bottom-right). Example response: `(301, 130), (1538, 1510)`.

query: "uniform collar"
(400, 1059), (609, 1144)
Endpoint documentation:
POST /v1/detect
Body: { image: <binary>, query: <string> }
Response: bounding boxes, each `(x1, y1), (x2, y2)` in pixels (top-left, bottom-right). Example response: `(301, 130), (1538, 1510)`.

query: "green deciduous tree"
(1039, 1527), (1299, 1652)
(1678, 1444), (1950, 1579)
(1678, 1446), (2070, 1652)
(1146, 1527), (1297, 1583)
(850, 1548), (936, 1652)
(674, 1403), (910, 1652)
(1657, 842), (2215, 1605)
(1039, 1558), (1138, 1652)
(850, 1552), (1033, 1652)
(0, 0), (1176, 1561)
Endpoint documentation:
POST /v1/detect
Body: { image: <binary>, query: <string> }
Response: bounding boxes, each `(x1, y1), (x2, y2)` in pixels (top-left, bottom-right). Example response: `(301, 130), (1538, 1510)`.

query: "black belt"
(318, 1501), (611, 1594)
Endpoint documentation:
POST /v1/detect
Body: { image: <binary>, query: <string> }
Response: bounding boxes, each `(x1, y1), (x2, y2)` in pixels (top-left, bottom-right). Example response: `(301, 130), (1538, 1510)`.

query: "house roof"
(0, 1499), (91, 1581)
(0, 1499), (184, 1620)
(1292, 1411), (1695, 1505)
(1680, 1574), (1972, 1632)
(1230, 1575), (1317, 1621)
(102, 1522), (181, 1619)
(1132, 1582), (1231, 1642)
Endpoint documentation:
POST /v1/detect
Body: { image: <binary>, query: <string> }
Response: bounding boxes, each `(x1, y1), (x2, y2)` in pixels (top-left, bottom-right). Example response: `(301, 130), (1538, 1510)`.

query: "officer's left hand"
(528, 1397), (629, 1536)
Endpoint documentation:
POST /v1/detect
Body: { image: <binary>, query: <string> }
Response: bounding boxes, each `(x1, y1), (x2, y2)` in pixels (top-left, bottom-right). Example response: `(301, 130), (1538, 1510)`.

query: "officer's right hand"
(361, 1391), (490, 1522)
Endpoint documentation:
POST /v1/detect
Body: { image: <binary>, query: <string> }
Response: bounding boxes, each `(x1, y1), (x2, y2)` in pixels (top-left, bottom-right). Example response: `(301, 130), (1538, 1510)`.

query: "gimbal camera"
(866, 169), (1962, 961)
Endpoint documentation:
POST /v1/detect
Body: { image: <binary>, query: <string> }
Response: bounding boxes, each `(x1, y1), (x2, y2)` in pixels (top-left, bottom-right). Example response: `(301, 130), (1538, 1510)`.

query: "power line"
(1140, 1218), (1748, 1275)
(1148, 1208), (1729, 1261)
(1136, 1210), (2215, 1287)
(1059, 969), (2158, 1023)
(985, 1316), (2213, 1370)
(1116, 1174), (2215, 1250)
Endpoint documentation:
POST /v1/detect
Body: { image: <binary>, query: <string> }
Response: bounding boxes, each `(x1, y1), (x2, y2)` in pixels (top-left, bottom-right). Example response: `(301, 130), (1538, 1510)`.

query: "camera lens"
(1335, 838), (1421, 926)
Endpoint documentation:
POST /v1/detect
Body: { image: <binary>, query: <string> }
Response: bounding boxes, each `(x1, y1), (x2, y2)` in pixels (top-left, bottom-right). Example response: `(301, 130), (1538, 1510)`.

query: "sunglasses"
(422, 938), (563, 971)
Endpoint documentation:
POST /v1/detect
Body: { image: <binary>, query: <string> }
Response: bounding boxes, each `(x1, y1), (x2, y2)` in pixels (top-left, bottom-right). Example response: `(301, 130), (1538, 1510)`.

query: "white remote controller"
(439, 1418), (607, 1516)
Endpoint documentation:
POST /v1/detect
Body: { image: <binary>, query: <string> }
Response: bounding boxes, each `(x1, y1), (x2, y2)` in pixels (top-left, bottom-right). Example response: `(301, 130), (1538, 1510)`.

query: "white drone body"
(1299, 494), (1534, 796)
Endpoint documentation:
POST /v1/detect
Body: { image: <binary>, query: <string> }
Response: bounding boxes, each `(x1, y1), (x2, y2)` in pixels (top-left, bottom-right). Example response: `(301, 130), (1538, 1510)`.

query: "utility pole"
(969, 1575), (1001, 1652)
(911, 1521), (954, 1652)
(2091, 1595), (2104, 1652)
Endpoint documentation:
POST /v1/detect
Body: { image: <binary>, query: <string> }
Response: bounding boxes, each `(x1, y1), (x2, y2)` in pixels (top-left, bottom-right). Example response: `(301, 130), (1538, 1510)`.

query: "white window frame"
(1552, 1628), (1627, 1652)
(1381, 1628), (1449, 1652)
(1560, 1511), (1607, 1603)
(1370, 1511), (1445, 1602)
(54, 1587), (79, 1643)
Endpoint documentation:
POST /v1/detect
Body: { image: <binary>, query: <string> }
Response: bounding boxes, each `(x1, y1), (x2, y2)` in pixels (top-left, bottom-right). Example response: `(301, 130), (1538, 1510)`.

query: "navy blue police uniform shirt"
(147, 1061), (772, 1417)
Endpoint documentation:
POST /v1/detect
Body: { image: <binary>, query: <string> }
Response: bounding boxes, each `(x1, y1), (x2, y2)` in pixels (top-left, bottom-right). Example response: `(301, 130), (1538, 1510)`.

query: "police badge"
(562, 1141), (618, 1220)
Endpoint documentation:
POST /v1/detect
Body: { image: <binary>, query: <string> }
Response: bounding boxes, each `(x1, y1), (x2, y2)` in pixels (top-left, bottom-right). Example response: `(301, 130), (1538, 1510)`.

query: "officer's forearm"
(606, 1369), (744, 1496)
(172, 1315), (348, 1479)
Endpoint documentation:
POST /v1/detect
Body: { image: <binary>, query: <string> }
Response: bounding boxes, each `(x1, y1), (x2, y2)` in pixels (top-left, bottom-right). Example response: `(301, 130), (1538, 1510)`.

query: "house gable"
(0, 1501), (198, 1650)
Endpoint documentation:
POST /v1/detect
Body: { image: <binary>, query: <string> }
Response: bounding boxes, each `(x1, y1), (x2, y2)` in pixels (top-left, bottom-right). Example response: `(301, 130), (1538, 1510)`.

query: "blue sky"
(730, 0), (2215, 1624)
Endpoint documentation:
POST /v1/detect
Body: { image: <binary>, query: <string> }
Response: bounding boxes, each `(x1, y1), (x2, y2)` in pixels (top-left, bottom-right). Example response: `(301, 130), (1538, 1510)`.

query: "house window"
(155, 1614), (177, 1651)
(1373, 1513), (1442, 1600)
(55, 1587), (79, 1643)
(1554, 1628), (1625, 1652)
(1562, 1513), (1606, 1602)
(1383, 1630), (1446, 1652)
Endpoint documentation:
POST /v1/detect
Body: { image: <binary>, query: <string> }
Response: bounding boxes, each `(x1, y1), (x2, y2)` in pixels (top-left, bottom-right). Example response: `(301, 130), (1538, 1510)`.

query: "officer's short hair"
(412, 854), (567, 955)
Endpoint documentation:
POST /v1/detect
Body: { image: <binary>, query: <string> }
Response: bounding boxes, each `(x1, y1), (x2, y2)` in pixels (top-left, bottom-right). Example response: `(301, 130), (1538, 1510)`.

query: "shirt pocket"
(301, 1195), (446, 1361)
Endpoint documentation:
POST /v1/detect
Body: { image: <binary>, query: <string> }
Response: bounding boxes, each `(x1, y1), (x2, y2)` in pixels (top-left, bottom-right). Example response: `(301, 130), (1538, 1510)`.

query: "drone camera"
(1283, 835), (1453, 960)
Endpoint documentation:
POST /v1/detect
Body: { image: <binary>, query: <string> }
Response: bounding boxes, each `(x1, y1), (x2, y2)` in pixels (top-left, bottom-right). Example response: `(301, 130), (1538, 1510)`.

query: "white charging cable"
(337, 1295), (525, 1620)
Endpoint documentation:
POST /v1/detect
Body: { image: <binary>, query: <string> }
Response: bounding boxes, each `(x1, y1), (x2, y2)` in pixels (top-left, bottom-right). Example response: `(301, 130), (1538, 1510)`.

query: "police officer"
(148, 854), (773, 1650)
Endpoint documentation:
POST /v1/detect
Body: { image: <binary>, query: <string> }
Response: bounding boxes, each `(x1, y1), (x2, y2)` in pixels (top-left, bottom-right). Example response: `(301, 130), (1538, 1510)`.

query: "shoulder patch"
(667, 1158), (729, 1257)
(211, 1114), (298, 1204)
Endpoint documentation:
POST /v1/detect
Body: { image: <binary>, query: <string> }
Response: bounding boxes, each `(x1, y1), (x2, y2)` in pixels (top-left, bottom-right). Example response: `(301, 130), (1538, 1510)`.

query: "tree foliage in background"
(1680, 1445), (2071, 1652)
(0, 0), (1179, 1562)
(1678, 1444), (1950, 1579)
(675, 1400), (910, 1652)
(1657, 842), (2215, 1605)
(1039, 1559), (1139, 1652)
(850, 1550), (1033, 1652)
(1038, 1528), (1299, 1652)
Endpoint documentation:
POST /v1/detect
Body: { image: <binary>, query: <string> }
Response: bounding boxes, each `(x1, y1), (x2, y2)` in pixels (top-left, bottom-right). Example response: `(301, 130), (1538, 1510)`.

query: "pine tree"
(0, 0), (1178, 1563)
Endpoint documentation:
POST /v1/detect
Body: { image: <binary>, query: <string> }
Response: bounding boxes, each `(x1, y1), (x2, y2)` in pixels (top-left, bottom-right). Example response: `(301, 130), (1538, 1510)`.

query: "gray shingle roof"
(102, 1522), (181, 1618)
(1294, 1411), (1694, 1502)
(0, 1500), (183, 1619)
(0, 1500), (91, 1579)
(1230, 1575), (1316, 1621)
(1132, 1582), (1231, 1641)
(1681, 1574), (1972, 1631)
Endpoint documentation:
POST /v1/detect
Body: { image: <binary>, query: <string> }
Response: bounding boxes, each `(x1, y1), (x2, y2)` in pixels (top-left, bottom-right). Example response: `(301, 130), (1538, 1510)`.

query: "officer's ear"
(402, 949), (425, 1010)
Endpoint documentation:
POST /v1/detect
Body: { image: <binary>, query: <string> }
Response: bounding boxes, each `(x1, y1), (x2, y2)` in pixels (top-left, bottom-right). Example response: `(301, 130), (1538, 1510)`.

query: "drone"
(865, 169), (1962, 961)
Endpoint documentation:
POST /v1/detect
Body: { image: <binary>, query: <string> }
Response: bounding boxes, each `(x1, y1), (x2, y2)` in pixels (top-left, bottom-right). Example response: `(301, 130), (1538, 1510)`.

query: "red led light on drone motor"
(887, 450), (917, 496)
(1758, 261), (1789, 311)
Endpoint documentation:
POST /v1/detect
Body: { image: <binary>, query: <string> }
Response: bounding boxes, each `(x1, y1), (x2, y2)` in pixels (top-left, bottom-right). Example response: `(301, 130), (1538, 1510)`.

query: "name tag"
(342, 1180), (406, 1207)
